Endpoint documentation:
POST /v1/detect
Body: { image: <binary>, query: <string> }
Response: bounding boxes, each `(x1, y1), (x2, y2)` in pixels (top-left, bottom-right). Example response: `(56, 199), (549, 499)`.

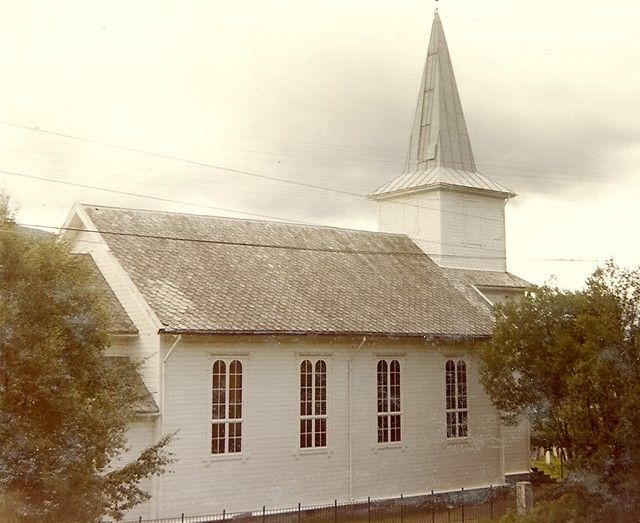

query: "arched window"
(300, 359), (327, 448)
(446, 359), (468, 438)
(377, 359), (401, 443)
(211, 359), (242, 454)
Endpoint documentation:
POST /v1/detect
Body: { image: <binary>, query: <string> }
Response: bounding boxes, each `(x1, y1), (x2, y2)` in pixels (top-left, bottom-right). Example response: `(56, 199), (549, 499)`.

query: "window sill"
(444, 437), (471, 445)
(202, 453), (248, 465)
(292, 447), (333, 459)
(373, 442), (406, 452)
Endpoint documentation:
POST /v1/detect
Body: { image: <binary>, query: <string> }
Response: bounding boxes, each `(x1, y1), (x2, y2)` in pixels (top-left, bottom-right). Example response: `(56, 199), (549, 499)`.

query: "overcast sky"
(1, 0), (638, 289)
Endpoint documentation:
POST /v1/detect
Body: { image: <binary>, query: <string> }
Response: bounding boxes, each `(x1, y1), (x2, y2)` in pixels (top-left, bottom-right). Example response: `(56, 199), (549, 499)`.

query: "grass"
(531, 456), (564, 481)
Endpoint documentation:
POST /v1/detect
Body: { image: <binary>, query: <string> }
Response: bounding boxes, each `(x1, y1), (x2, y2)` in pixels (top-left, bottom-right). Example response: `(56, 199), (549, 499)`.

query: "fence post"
(490, 485), (494, 519)
(334, 499), (337, 522)
(516, 482), (533, 516)
(461, 487), (465, 523)
(431, 490), (435, 523)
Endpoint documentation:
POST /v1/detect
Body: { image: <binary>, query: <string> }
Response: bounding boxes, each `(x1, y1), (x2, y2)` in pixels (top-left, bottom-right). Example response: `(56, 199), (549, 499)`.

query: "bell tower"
(369, 11), (515, 272)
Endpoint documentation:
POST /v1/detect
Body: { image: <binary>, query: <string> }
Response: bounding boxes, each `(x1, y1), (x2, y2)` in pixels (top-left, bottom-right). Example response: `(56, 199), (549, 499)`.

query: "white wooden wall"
(377, 189), (507, 271)
(64, 207), (528, 521)
(132, 335), (524, 520)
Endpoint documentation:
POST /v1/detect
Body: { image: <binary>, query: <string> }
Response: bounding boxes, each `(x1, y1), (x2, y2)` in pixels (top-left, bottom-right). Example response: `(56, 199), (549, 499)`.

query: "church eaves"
(370, 11), (515, 199)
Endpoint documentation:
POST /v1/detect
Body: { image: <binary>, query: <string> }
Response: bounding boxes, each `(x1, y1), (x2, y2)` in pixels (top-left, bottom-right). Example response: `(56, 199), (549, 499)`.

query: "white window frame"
(211, 358), (243, 454)
(377, 359), (402, 444)
(445, 359), (468, 439)
(299, 358), (327, 449)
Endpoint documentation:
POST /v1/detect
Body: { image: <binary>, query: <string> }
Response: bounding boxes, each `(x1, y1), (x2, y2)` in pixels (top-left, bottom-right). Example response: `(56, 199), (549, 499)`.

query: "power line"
(0, 168), (314, 225)
(1, 119), (628, 234)
(0, 161), (507, 228)
(0, 120), (361, 197)
(0, 121), (510, 224)
(15, 220), (600, 263)
(3, 119), (631, 179)
(0, 166), (510, 253)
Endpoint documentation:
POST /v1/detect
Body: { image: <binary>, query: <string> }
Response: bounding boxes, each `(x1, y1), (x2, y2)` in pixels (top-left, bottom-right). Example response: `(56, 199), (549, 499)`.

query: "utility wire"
(3, 119), (630, 178)
(0, 168), (314, 225)
(14, 221), (600, 263)
(0, 120), (362, 197)
(0, 121), (509, 224)
(0, 165), (507, 253)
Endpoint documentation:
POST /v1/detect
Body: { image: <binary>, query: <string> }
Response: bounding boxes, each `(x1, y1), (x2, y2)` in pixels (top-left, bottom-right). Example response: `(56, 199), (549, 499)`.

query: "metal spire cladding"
(371, 11), (514, 199)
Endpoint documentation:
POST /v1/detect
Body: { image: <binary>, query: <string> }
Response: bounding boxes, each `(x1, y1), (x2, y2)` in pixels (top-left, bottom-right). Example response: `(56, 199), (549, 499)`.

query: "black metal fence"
(118, 485), (514, 523)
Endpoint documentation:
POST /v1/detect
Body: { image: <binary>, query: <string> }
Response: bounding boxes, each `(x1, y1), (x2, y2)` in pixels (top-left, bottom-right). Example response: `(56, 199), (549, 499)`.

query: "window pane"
(301, 360), (312, 381)
(301, 389), (311, 416)
(300, 360), (312, 416)
(390, 361), (400, 413)
(212, 360), (226, 420)
(457, 360), (467, 409)
(300, 420), (307, 448)
(457, 383), (467, 410)
(446, 360), (455, 375)
(212, 422), (226, 454)
(378, 415), (388, 443)
(446, 384), (456, 410)
(229, 422), (242, 453)
(229, 360), (242, 387)
(390, 414), (401, 442)
(458, 411), (468, 438)
(315, 360), (326, 416)
(300, 419), (312, 448)
(446, 412), (457, 439)
(306, 420), (313, 448)
(377, 360), (388, 413)
(213, 360), (226, 378)
(315, 418), (326, 448)
(319, 419), (327, 447)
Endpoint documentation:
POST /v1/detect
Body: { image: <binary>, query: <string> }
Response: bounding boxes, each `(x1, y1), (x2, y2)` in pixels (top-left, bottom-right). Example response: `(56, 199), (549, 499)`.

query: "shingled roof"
(104, 357), (159, 414)
(77, 254), (138, 335)
(442, 267), (530, 290)
(82, 204), (497, 339)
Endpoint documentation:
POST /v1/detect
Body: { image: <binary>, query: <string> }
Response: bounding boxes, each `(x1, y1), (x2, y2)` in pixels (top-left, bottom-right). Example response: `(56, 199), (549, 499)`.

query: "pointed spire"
(406, 10), (476, 173)
(370, 12), (514, 199)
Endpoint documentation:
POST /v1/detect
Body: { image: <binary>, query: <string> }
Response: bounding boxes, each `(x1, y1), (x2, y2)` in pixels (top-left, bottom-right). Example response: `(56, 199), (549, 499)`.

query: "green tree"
(0, 202), (172, 522)
(480, 262), (640, 516)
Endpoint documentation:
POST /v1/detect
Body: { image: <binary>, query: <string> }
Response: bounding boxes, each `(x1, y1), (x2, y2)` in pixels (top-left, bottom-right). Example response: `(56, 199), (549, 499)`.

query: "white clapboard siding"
(378, 188), (507, 272)
(144, 335), (509, 518)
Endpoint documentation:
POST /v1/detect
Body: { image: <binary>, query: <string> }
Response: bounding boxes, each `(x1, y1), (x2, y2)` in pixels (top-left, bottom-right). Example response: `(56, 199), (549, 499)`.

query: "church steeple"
(370, 11), (514, 198)
(407, 10), (476, 173)
(370, 11), (515, 272)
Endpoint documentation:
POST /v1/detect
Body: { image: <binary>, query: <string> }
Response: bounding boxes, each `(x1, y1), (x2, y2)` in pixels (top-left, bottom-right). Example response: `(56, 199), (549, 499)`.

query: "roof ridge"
(80, 203), (411, 238)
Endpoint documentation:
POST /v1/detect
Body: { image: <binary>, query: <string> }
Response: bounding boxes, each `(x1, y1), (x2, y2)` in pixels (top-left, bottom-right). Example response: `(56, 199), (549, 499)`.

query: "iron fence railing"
(114, 485), (514, 523)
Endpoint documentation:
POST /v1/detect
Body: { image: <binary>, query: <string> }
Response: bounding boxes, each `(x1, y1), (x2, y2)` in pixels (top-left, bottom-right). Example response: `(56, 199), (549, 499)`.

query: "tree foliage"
(0, 203), (172, 522)
(480, 261), (640, 515)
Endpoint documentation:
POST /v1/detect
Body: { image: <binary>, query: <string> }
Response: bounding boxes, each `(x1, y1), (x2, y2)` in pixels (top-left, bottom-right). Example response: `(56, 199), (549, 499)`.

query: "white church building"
(63, 11), (530, 521)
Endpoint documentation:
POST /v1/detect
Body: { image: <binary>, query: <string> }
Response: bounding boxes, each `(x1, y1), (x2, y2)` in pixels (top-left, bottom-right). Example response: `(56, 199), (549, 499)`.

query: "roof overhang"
(368, 182), (516, 201)
(159, 328), (490, 343)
